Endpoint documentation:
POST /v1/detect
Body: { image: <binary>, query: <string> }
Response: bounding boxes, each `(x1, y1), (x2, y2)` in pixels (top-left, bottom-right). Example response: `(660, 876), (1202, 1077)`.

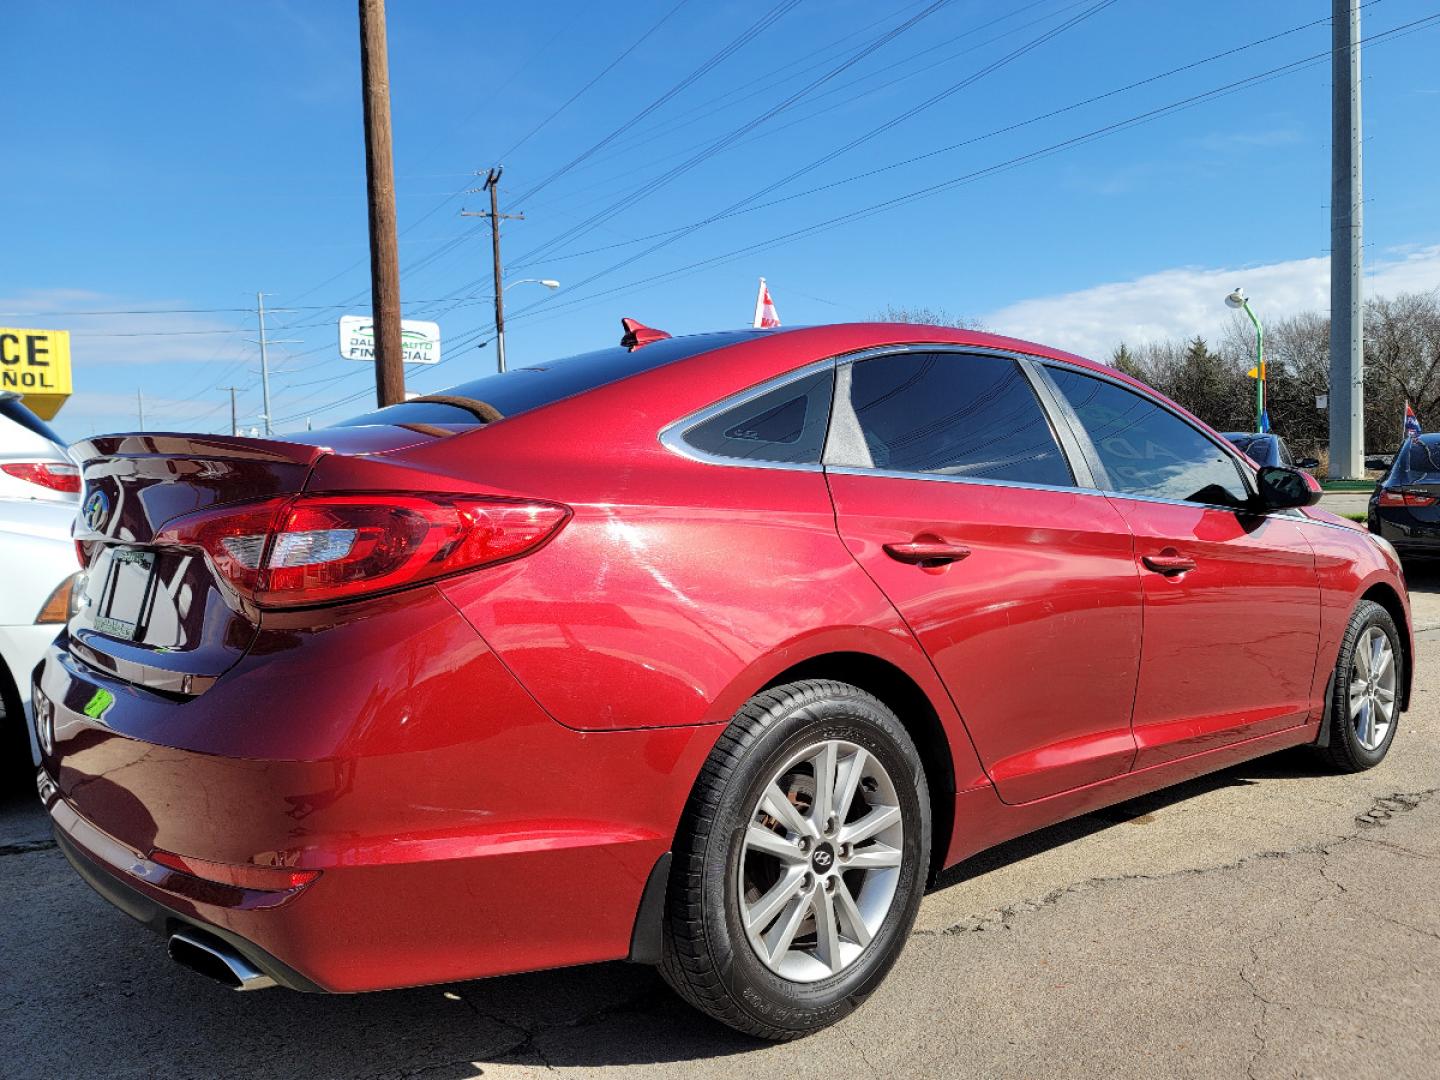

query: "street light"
(1226, 288), (1266, 433)
(494, 279), (560, 372)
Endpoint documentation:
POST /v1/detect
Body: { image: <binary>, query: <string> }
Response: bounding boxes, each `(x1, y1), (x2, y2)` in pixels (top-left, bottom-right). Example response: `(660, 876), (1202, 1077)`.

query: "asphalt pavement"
(4, 567), (1440, 1079)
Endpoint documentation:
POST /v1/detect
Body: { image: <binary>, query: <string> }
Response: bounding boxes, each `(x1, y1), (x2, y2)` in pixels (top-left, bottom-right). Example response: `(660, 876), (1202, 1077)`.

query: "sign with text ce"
(339, 315), (440, 365)
(0, 327), (72, 419)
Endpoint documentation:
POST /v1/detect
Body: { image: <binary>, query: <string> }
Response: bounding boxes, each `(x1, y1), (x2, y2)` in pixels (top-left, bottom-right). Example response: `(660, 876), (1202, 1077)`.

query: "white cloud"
(0, 289), (252, 366)
(982, 245), (1440, 361)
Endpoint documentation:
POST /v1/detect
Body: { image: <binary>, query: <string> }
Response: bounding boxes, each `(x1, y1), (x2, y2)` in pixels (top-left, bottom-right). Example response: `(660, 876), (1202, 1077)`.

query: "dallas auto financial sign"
(339, 315), (441, 365)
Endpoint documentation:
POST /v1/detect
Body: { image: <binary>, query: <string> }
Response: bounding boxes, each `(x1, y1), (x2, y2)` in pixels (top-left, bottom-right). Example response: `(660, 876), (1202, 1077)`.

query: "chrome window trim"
(657, 357), (837, 473)
(823, 464), (1110, 500)
(657, 342), (1292, 521)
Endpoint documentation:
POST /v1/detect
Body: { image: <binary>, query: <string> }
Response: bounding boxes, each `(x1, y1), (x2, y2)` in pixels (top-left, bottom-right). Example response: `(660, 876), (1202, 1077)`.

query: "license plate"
(94, 548), (157, 640)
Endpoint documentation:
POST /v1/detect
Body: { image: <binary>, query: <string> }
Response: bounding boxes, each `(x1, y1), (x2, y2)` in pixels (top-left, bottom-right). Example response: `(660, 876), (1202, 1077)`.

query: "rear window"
(1397, 438), (1440, 481)
(337, 331), (757, 428)
(1, 396), (66, 448)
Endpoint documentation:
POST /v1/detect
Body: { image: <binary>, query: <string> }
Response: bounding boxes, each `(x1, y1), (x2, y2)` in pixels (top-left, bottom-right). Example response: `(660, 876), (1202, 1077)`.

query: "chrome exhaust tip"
(167, 929), (276, 991)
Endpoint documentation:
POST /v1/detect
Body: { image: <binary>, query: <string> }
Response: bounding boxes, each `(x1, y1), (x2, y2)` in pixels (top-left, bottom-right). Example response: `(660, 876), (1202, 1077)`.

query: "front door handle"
(883, 540), (972, 566)
(1142, 552), (1196, 575)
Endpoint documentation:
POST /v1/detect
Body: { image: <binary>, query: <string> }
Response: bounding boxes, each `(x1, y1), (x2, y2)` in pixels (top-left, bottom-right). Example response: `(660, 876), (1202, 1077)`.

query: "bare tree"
(870, 304), (982, 329)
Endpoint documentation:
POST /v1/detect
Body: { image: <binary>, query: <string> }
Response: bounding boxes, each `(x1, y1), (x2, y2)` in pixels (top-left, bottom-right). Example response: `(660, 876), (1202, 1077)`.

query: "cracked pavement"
(4, 568), (1440, 1078)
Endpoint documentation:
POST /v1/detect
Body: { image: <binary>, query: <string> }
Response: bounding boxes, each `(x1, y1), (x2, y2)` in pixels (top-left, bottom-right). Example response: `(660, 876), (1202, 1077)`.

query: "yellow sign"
(0, 328), (72, 419)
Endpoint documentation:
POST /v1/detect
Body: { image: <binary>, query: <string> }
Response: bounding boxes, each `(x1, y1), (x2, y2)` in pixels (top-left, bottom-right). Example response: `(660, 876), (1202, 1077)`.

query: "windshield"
(337, 331), (759, 429)
(0, 396), (66, 449)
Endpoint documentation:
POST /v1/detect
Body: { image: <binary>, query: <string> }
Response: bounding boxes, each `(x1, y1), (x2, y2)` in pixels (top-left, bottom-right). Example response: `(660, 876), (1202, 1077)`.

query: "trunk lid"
(68, 433), (329, 694)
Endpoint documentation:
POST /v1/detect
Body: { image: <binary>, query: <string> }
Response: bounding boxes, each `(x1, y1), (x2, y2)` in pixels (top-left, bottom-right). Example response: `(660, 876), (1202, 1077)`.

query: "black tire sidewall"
(1331, 601), (1403, 768)
(698, 690), (929, 1036)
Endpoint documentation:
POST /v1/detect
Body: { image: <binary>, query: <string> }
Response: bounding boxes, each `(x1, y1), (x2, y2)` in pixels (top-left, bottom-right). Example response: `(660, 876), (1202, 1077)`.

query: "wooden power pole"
(462, 168), (523, 372)
(358, 0), (405, 407)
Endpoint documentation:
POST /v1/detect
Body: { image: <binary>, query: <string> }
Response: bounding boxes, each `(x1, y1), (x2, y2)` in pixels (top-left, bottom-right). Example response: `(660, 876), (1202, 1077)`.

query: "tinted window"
(1047, 367), (1249, 505)
(1, 396), (65, 448)
(1277, 438), (1294, 467)
(337, 331), (757, 428)
(682, 370), (833, 465)
(1397, 437), (1440, 481)
(840, 352), (1072, 486)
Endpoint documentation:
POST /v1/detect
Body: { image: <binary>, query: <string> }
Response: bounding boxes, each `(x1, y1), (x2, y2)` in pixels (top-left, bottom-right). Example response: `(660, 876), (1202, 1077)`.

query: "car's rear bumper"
(1372, 513), (1440, 555)
(49, 814), (324, 992)
(32, 587), (718, 993)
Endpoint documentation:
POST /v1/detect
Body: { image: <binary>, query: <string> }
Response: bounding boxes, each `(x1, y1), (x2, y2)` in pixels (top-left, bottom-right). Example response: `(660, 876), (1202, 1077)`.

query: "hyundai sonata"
(34, 320), (1410, 1039)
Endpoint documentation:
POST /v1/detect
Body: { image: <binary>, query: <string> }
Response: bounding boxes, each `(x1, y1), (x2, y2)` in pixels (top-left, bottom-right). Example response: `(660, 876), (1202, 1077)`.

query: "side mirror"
(1297, 457), (1320, 470)
(1257, 465), (1322, 510)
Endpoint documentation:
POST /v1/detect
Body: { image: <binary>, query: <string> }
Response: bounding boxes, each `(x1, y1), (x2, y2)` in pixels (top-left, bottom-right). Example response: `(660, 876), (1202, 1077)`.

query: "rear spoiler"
(71, 433), (330, 468)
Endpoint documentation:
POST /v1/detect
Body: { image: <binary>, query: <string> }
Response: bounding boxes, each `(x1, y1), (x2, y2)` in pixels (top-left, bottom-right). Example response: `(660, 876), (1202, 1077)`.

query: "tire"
(1317, 599), (1403, 772)
(660, 679), (930, 1040)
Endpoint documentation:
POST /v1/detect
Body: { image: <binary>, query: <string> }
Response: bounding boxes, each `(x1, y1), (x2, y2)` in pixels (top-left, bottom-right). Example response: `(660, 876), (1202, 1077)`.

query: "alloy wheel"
(738, 739), (904, 983)
(1349, 625), (1397, 751)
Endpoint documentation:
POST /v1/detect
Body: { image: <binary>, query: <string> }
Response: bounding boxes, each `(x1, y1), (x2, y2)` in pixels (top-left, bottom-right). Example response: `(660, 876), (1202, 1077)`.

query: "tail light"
(1378, 489), (1438, 507)
(36, 572), (85, 624)
(2, 461), (81, 493)
(155, 492), (570, 608)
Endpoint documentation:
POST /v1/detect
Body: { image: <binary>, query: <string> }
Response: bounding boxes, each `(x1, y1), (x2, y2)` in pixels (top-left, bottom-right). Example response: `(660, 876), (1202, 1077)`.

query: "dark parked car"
(1222, 432), (1319, 471)
(1370, 435), (1440, 558)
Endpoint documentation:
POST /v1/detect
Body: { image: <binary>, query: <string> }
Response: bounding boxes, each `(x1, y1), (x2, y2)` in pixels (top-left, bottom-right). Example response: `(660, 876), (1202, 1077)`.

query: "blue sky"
(4, 0), (1439, 441)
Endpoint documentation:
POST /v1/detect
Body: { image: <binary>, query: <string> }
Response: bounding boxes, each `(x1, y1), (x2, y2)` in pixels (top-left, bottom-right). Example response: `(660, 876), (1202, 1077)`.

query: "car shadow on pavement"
(4, 746), (1351, 1076)
(932, 746), (1332, 892)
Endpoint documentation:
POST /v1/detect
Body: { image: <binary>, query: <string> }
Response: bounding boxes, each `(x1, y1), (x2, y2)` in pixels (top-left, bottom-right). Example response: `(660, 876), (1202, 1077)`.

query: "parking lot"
(3, 567), (1438, 1080)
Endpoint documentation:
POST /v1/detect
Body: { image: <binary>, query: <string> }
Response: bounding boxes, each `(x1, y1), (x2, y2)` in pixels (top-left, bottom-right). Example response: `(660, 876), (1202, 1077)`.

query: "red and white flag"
(752, 277), (780, 329)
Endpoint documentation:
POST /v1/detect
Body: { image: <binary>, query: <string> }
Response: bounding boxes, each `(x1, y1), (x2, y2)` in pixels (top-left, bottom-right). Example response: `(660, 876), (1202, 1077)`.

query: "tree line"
(877, 292), (1440, 457)
(1111, 289), (1440, 457)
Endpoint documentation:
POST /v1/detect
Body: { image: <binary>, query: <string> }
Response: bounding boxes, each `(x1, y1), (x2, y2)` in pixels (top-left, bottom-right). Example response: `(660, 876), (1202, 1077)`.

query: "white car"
(0, 393), (81, 780)
(1, 392), (80, 503)
(0, 499), (81, 780)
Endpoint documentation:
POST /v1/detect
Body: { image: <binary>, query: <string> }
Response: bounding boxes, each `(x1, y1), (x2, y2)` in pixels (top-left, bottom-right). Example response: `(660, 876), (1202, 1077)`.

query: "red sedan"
(34, 321), (1410, 1039)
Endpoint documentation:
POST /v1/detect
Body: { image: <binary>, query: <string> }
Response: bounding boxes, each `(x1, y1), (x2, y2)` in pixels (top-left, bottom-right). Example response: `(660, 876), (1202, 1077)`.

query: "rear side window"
(834, 352), (1073, 487)
(1047, 367), (1250, 506)
(680, 370), (833, 465)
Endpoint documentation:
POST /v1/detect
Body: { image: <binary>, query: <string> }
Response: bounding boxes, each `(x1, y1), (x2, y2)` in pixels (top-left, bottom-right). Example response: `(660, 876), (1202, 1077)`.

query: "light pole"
(1227, 288), (1266, 433)
(494, 279), (559, 372)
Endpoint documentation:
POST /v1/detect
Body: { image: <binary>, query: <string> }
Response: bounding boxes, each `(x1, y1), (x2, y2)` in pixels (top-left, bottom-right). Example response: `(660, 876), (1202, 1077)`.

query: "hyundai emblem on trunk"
(82, 490), (109, 532)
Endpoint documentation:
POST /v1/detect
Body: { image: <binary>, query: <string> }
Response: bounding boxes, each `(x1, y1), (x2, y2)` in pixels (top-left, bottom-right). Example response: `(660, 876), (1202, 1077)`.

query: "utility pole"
(221, 386), (241, 436)
(248, 293), (300, 437)
(136, 389), (145, 431)
(358, 0), (405, 407)
(462, 167), (524, 372)
(1329, 0), (1364, 479)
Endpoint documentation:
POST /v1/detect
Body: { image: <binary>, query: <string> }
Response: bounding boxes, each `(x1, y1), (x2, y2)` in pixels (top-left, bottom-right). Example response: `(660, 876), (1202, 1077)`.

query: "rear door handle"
(1142, 552), (1196, 575)
(883, 540), (972, 566)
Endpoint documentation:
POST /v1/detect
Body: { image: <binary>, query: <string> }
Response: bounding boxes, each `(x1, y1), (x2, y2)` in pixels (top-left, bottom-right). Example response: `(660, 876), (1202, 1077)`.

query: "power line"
(493, 0), (694, 164)
(507, 2), (1364, 275)
(263, 6), (1440, 428)
(507, 0), (809, 209)
(491, 11), (1440, 337)
(521, 0), (1120, 302)
(518, 0), (1071, 219)
(504, 0), (958, 271)
(429, 0), (960, 319)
